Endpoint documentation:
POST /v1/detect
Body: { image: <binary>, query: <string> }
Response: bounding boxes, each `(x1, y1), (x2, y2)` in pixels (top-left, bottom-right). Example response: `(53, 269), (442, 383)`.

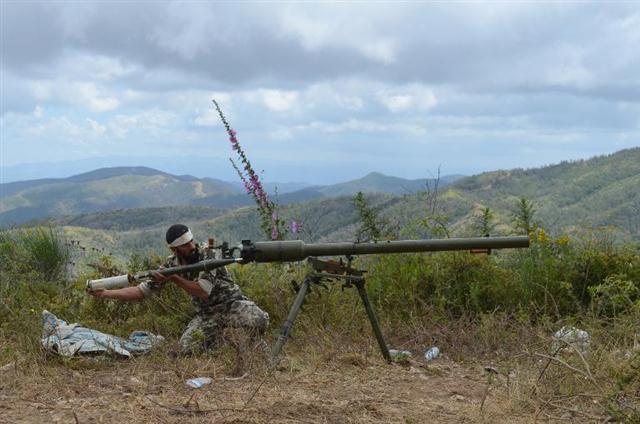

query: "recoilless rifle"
(87, 236), (529, 363)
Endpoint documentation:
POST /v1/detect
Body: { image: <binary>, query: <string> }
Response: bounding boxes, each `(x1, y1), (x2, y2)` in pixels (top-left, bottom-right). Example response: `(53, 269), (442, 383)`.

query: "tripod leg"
(354, 279), (392, 363)
(271, 276), (311, 365)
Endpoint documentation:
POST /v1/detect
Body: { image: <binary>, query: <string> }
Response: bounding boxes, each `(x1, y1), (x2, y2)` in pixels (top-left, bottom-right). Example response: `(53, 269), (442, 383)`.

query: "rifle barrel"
(248, 236), (530, 262)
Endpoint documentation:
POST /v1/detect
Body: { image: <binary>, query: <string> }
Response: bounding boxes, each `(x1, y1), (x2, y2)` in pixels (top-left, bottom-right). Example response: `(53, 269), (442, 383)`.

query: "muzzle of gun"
(86, 274), (133, 291)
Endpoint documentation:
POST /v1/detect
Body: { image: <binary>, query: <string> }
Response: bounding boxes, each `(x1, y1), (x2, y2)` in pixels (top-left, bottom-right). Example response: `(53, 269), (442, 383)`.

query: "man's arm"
(149, 271), (209, 300)
(88, 286), (145, 301)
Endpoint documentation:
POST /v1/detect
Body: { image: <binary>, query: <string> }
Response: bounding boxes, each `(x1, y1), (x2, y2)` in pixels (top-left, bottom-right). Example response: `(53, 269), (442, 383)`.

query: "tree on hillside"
(418, 167), (451, 238)
(473, 207), (497, 236)
(512, 197), (537, 235)
(354, 191), (388, 242)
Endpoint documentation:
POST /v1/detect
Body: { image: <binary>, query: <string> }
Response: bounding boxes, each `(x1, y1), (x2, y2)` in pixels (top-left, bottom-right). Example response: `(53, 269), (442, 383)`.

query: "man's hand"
(150, 270), (173, 284)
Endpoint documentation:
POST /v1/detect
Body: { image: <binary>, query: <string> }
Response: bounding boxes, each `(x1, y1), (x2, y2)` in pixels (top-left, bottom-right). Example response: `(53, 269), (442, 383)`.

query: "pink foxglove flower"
(213, 98), (286, 240)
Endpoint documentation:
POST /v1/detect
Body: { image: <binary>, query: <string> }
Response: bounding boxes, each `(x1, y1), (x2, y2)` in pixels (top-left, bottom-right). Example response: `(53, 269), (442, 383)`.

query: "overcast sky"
(1, 2), (639, 184)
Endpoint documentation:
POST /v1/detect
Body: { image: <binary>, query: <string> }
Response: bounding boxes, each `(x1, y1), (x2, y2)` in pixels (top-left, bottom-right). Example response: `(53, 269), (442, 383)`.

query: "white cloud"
(30, 81), (52, 101)
(268, 128), (293, 140)
(75, 83), (120, 112)
(256, 89), (298, 112)
(123, 89), (146, 102)
(25, 115), (106, 145)
(336, 94), (364, 111)
(3, 3), (640, 181)
(165, 91), (231, 111)
(75, 86), (116, 112)
(86, 118), (106, 137)
(107, 109), (177, 138)
(541, 43), (594, 88)
(382, 94), (413, 113)
(299, 81), (368, 112)
(72, 54), (137, 81)
(298, 119), (426, 136)
(378, 85), (438, 113)
(276, 5), (399, 64)
(56, 2), (98, 40)
(27, 80), (120, 112)
(193, 108), (222, 127)
(279, 10), (331, 51)
(33, 106), (44, 119)
(187, 92), (235, 126)
(150, 2), (217, 60)
(360, 39), (397, 64)
(619, 13), (640, 42)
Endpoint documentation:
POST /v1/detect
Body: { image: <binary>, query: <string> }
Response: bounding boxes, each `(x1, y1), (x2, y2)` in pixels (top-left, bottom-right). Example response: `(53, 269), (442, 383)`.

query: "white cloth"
(169, 230), (193, 247)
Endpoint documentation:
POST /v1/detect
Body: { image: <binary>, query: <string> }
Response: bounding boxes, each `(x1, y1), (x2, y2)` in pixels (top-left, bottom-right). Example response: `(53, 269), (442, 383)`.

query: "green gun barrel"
(243, 236), (530, 262)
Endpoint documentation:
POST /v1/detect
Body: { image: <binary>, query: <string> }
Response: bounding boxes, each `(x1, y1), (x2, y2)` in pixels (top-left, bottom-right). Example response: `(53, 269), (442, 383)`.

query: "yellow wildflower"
(536, 228), (548, 242)
(556, 235), (570, 246)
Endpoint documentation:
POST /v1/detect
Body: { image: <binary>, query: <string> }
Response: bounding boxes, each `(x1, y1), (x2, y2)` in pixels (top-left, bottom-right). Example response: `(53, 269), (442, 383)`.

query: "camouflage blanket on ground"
(41, 310), (164, 357)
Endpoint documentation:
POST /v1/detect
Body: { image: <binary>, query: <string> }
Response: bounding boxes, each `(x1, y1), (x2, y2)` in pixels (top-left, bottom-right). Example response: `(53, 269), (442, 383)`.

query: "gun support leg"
(271, 277), (312, 365)
(354, 279), (391, 363)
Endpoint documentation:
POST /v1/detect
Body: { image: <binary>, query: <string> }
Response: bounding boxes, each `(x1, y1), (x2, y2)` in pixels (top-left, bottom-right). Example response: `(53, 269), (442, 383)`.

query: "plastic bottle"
(424, 346), (440, 361)
(185, 377), (213, 388)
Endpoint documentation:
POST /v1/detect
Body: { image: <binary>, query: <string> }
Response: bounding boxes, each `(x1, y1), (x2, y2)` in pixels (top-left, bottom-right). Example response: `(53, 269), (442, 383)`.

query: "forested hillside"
(0, 167), (456, 227)
(0, 168), (241, 226)
(3, 148), (638, 256)
(453, 147), (640, 237)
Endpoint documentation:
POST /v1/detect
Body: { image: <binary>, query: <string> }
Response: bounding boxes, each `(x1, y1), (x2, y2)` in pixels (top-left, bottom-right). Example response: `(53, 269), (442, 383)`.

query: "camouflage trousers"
(179, 299), (269, 355)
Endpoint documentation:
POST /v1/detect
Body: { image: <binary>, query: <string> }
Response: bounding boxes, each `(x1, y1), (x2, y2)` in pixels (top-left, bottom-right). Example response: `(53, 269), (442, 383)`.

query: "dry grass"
(2, 293), (638, 423)
(3, 317), (635, 424)
(0, 348), (530, 423)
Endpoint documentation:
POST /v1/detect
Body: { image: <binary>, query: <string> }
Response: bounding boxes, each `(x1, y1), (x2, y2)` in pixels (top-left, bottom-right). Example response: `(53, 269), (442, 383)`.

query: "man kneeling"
(89, 224), (269, 373)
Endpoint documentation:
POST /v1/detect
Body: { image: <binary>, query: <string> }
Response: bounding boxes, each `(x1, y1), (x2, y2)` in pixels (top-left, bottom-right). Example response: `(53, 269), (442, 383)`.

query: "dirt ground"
(0, 350), (543, 424)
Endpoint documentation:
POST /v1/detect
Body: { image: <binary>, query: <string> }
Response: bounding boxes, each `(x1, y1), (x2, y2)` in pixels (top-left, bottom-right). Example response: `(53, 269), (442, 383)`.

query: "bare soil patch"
(0, 352), (535, 424)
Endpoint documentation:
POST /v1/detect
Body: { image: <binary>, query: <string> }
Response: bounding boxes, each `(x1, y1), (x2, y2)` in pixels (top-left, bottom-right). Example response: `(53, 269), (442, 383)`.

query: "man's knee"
(179, 327), (205, 354)
(229, 300), (269, 333)
(179, 315), (223, 353)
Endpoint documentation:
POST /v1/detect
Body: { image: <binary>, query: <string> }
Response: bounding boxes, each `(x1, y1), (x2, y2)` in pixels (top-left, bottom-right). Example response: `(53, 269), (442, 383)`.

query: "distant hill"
(313, 172), (462, 197)
(0, 167), (242, 227)
(1, 166), (179, 197)
(0, 167), (456, 227)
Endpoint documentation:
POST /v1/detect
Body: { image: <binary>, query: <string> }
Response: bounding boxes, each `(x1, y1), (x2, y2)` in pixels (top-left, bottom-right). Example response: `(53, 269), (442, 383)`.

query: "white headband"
(169, 230), (193, 247)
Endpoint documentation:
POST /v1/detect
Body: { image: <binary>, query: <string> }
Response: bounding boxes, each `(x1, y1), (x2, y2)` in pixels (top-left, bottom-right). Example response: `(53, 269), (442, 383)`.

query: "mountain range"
(1, 148), (638, 258)
(0, 168), (457, 227)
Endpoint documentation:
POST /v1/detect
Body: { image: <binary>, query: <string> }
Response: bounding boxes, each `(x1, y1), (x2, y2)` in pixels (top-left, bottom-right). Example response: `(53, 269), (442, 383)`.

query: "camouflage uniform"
(138, 243), (269, 354)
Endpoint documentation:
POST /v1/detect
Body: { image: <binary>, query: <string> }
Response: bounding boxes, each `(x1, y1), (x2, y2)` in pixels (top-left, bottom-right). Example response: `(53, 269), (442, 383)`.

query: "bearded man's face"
(174, 240), (199, 264)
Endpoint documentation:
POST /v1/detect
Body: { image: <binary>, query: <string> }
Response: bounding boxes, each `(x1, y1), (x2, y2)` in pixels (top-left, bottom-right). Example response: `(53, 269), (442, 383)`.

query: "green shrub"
(0, 226), (70, 282)
(590, 275), (640, 317)
(565, 232), (640, 308)
(607, 350), (640, 421)
(367, 251), (524, 321)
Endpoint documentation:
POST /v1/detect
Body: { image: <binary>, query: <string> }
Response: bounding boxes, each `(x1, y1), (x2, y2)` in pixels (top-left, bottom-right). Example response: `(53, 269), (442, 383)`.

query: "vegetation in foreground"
(1, 221), (640, 421)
